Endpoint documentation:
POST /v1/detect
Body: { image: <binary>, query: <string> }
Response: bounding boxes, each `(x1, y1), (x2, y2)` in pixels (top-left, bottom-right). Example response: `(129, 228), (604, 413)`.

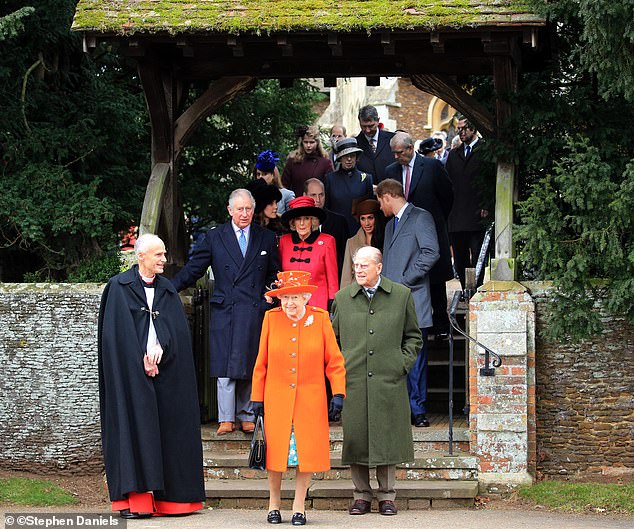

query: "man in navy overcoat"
(171, 188), (279, 435)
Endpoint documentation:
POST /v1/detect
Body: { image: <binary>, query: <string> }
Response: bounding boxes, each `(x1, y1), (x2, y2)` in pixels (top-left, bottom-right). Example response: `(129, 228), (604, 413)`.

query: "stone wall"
(0, 283), (104, 474)
(528, 283), (634, 480)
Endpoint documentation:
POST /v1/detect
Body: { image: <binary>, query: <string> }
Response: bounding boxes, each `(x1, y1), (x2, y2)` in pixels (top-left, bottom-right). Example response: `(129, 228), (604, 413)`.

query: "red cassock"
(278, 231), (339, 309)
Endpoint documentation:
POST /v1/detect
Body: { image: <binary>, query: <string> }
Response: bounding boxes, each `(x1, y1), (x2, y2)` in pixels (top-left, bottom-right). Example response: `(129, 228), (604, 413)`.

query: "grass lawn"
(518, 480), (634, 514)
(0, 477), (78, 506)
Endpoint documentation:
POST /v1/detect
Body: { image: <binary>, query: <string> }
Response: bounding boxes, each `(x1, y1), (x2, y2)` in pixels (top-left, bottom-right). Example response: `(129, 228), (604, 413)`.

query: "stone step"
(203, 451), (478, 481)
(205, 479), (478, 510)
(201, 424), (469, 454)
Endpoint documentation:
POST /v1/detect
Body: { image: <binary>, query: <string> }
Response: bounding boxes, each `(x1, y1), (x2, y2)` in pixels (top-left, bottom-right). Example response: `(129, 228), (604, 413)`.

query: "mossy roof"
(72, 0), (545, 36)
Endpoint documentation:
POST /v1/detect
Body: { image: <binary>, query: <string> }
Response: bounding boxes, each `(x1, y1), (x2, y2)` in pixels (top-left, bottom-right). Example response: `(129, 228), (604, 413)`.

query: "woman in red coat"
(252, 270), (346, 526)
(278, 196), (339, 311)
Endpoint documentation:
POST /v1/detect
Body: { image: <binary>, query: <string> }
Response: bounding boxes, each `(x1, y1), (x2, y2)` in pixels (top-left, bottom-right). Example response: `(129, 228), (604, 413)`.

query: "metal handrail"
(449, 291), (502, 376)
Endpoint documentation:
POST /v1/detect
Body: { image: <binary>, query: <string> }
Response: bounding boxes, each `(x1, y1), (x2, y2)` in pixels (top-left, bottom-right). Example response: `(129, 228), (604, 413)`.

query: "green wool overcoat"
(332, 276), (422, 466)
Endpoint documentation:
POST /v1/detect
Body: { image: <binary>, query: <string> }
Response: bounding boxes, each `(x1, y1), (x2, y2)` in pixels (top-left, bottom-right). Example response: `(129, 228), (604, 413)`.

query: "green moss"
(72, 1), (543, 35)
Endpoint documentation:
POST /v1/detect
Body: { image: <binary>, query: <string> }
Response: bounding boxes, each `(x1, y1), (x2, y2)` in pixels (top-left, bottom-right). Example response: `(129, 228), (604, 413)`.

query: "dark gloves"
(252, 401), (264, 418)
(328, 394), (344, 422)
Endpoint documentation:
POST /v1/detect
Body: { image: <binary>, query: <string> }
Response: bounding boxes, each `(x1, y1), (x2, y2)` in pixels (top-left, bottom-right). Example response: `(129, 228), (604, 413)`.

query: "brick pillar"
(468, 281), (536, 493)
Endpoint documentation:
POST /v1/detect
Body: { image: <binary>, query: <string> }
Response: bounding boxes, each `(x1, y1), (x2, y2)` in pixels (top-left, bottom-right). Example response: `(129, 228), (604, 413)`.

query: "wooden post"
(491, 53), (518, 280)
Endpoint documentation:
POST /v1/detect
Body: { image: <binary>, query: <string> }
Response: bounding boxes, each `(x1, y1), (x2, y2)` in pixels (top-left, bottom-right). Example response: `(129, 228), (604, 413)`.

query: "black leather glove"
(328, 394), (344, 422)
(252, 401), (264, 418)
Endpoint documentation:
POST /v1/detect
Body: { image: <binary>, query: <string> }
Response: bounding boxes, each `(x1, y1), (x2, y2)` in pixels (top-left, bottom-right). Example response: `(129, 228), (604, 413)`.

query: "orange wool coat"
(251, 306), (346, 473)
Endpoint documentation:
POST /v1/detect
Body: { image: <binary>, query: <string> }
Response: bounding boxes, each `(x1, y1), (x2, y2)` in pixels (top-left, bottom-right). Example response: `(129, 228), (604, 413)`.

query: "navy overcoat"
(171, 221), (280, 379)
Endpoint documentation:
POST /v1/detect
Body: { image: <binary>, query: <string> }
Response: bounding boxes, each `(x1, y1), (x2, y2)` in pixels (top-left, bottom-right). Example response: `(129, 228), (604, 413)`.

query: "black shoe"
(379, 500), (398, 515)
(291, 512), (306, 525)
(414, 414), (430, 427)
(119, 509), (151, 519)
(267, 510), (282, 524)
(349, 499), (371, 515)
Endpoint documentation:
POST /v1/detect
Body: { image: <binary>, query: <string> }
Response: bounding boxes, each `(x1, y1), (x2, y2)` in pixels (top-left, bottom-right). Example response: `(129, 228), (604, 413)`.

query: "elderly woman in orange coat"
(251, 271), (346, 526)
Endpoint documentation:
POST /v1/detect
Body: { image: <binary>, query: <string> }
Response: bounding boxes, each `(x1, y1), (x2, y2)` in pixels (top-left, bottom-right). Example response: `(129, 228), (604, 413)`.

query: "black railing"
(446, 222), (501, 455)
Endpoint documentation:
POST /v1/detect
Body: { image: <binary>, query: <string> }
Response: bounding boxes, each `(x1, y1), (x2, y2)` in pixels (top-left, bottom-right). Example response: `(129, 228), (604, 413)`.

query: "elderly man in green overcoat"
(332, 245), (422, 516)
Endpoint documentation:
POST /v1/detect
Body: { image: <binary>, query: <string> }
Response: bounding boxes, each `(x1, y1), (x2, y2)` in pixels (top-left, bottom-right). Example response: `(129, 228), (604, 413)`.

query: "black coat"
(385, 154), (454, 283)
(355, 129), (396, 184)
(171, 222), (280, 379)
(98, 266), (205, 503)
(446, 141), (492, 232)
(321, 207), (350, 280)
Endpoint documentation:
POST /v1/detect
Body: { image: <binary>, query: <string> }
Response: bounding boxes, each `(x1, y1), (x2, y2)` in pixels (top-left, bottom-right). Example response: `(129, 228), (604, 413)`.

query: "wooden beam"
(410, 74), (495, 137)
(174, 76), (257, 159)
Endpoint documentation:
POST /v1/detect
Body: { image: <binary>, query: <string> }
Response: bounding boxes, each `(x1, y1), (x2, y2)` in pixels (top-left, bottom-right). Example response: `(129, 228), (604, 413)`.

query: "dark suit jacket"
(386, 153), (454, 283)
(382, 204), (440, 329)
(355, 129), (396, 184)
(446, 141), (493, 232)
(321, 207), (349, 279)
(171, 222), (280, 379)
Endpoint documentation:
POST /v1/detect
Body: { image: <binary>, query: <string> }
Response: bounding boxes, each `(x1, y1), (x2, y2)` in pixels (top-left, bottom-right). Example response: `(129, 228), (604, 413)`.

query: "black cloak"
(98, 265), (205, 503)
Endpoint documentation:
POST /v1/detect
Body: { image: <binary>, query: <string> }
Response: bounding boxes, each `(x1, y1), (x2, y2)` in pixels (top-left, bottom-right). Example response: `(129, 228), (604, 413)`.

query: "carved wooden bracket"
(410, 74), (495, 137)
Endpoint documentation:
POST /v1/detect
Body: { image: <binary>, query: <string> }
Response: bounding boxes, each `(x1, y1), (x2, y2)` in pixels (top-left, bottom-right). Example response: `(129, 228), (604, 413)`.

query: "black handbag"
(248, 415), (266, 470)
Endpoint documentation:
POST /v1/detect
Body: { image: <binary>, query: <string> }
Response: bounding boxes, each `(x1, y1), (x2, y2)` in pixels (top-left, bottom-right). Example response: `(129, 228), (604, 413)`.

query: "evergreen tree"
(486, 0), (634, 339)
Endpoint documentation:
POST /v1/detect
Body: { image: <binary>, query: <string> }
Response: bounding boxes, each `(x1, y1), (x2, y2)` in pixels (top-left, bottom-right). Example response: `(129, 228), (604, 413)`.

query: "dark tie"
(394, 216), (399, 229)
(370, 138), (376, 153)
(366, 287), (376, 299)
(465, 145), (471, 158)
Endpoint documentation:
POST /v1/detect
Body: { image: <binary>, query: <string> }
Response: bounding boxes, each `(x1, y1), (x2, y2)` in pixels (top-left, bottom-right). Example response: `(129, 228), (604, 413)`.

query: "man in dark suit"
(171, 189), (279, 435)
(385, 132), (454, 338)
(355, 105), (396, 184)
(376, 178), (439, 427)
(304, 177), (350, 278)
(445, 118), (491, 289)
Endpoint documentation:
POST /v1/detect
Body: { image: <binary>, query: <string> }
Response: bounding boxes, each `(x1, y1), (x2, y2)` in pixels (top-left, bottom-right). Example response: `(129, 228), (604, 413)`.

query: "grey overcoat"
(382, 203), (439, 329)
(332, 277), (422, 466)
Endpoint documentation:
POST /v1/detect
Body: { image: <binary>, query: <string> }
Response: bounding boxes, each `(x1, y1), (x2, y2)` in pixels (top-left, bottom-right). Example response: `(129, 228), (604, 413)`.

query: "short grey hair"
(228, 188), (255, 210)
(134, 233), (164, 256)
(358, 105), (379, 122)
(353, 245), (383, 265)
(390, 131), (414, 149)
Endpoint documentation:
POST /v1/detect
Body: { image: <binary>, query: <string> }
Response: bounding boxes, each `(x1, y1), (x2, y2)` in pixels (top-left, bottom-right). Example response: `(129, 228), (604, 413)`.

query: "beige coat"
(340, 228), (369, 289)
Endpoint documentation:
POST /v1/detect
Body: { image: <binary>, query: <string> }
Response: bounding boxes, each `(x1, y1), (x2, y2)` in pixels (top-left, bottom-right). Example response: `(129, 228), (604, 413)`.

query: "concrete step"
(203, 451), (478, 481)
(205, 479), (478, 510)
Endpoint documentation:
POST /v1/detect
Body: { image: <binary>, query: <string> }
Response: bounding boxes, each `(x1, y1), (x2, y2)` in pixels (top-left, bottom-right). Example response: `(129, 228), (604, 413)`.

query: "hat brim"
(267, 284), (319, 297)
(336, 147), (363, 161)
(281, 205), (327, 225)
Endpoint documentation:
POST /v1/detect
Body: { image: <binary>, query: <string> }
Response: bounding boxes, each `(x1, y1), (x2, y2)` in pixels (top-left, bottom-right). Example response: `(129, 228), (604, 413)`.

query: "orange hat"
(267, 270), (318, 297)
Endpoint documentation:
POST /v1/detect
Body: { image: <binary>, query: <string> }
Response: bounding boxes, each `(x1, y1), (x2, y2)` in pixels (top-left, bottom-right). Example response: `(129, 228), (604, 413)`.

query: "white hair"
(134, 233), (164, 256)
(228, 188), (255, 210)
(353, 245), (383, 265)
(390, 131), (414, 149)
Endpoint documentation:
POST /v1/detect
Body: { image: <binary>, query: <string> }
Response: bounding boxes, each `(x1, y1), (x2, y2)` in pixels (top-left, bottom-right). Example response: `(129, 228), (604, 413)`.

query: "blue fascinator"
(255, 150), (280, 172)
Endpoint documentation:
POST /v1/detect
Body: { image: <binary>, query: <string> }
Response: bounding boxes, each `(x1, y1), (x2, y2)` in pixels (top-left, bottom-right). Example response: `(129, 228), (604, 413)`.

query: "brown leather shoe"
(216, 422), (234, 435)
(379, 500), (397, 515)
(241, 421), (255, 433)
(349, 499), (371, 515)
